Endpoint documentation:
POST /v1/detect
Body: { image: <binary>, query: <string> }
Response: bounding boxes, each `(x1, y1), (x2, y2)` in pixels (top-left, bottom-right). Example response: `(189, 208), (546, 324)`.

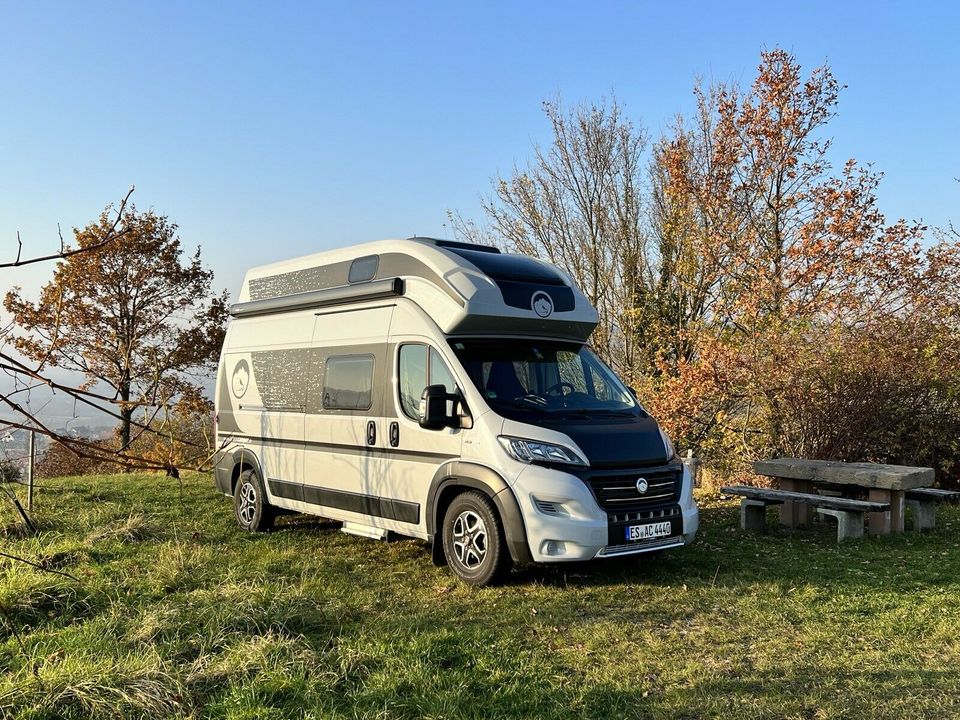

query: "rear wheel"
(234, 468), (275, 532)
(442, 491), (511, 586)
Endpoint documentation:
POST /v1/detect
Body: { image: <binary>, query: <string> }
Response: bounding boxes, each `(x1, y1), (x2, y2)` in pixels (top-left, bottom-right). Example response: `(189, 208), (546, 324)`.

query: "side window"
(398, 345), (427, 419)
(557, 350), (613, 399)
(430, 350), (456, 394)
(592, 370), (614, 400)
(398, 344), (457, 420)
(557, 350), (589, 393)
(323, 355), (374, 410)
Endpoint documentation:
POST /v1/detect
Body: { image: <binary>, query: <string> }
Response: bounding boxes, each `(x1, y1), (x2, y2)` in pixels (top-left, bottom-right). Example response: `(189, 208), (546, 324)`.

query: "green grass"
(2, 473), (960, 719)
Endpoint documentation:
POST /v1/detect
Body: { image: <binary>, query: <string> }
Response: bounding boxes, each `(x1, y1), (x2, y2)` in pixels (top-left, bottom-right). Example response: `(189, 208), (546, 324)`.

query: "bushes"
(0, 456), (22, 483)
(468, 49), (960, 482)
(776, 322), (960, 487)
(34, 397), (214, 479)
(35, 438), (118, 479)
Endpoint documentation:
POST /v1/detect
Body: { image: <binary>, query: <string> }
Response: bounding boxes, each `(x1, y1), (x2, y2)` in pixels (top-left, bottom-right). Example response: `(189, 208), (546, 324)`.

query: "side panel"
(300, 305), (398, 523)
(375, 332), (464, 535)
(216, 313), (311, 493)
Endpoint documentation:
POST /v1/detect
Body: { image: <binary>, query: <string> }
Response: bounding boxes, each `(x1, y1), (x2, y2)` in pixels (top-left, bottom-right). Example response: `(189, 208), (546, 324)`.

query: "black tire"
(234, 468), (275, 532)
(442, 490), (511, 586)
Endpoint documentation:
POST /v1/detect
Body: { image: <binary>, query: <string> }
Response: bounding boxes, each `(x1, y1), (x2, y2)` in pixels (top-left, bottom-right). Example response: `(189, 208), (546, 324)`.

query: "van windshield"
(448, 339), (639, 417)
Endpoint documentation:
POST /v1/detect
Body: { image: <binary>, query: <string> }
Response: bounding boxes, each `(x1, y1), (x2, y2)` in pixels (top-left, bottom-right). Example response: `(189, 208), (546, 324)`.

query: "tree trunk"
(120, 383), (132, 467)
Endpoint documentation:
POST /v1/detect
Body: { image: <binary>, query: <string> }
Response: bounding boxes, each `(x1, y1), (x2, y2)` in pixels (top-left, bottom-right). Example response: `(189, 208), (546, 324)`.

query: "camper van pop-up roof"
(228, 238), (599, 342)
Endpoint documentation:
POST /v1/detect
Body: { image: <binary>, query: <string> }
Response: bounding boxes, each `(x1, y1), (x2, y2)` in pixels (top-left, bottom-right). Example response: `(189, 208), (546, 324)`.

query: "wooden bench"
(905, 488), (960, 531)
(721, 485), (890, 542)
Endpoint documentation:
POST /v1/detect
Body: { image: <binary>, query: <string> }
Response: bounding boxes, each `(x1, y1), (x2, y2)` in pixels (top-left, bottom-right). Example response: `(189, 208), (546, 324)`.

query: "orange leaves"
(464, 48), (960, 481)
(4, 204), (228, 450)
(648, 49), (960, 476)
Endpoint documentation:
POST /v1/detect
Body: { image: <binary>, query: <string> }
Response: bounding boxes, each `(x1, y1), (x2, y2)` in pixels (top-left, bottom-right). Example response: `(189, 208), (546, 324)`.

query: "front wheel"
(234, 468), (275, 532)
(442, 491), (511, 586)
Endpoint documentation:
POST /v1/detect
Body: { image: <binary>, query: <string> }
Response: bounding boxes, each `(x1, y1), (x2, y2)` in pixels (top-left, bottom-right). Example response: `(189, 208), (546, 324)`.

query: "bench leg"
(868, 488), (892, 535)
(778, 479), (813, 529)
(907, 499), (936, 531)
(740, 499), (770, 531)
(889, 489), (905, 534)
(817, 508), (865, 542)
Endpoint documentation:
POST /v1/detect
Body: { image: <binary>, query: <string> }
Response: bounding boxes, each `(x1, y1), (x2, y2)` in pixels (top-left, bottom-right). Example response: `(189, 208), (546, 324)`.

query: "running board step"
(341, 522), (388, 540)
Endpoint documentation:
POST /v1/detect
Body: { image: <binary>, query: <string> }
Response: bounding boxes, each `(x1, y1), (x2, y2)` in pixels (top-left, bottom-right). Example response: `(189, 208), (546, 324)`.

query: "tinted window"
(444, 247), (565, 285)
(430, 351), (456, 393)
(398, 345), (427, 419)
(450, 340), (637, 419)
(399, 344), (457, 420)
(348, 255), (379, 283)
(323, 355), (374, 410)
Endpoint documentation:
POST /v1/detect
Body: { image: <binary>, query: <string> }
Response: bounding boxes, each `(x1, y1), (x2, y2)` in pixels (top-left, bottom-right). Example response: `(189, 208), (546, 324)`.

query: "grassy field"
(1, 473), (959, 719)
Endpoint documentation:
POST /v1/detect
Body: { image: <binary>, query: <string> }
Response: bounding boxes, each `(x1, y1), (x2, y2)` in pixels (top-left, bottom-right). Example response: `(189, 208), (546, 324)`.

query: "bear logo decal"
(231, 359), (251, 399)
(531, 291), (554, 318)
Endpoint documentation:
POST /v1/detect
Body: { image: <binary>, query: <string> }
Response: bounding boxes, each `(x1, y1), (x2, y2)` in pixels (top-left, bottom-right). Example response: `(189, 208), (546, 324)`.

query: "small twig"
(0, 607), (29, 656)
(0, 485), (36, 535)
(0, 551), (78, 582)
(0, 186), (134, 269)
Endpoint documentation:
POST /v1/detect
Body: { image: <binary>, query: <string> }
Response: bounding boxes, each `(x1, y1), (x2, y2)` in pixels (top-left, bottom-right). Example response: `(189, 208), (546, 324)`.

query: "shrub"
(0, 456), (22, 483)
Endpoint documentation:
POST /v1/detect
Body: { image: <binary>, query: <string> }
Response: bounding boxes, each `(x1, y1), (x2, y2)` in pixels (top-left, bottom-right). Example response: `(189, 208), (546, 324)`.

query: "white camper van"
(214, 238), (698, 585)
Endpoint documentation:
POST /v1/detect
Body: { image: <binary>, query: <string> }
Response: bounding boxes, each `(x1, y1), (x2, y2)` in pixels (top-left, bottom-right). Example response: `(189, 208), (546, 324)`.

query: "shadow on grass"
(214, 497), (960, 596)
(499, 504), (959, 592)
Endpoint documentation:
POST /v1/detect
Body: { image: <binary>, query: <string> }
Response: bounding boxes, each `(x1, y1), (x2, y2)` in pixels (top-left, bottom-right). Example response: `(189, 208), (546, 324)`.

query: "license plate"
(624, 521), (672, 542)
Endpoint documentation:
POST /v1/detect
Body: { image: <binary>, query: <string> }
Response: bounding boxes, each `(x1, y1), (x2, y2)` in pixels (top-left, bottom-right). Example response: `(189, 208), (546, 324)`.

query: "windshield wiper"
(513, 395), (550, 411)
(559, 407), (637, 418)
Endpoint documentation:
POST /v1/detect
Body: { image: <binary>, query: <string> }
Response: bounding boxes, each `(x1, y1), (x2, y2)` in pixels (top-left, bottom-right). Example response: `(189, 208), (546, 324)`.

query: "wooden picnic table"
(752, 458), (934, 535)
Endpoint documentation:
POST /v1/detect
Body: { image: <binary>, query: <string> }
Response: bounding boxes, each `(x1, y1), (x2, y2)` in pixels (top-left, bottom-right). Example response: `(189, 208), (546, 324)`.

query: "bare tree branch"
(0, 186), (134, 269)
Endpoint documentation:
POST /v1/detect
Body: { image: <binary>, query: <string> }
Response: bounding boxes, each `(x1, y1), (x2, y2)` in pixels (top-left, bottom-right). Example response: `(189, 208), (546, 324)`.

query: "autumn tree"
(452, 97), (654, 377)
(458, 49), (960, 481)
(5, 205), (228, 453)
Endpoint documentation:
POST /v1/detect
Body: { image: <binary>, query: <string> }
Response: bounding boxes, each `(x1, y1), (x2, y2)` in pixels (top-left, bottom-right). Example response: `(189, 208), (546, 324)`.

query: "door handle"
(366, 420), (376, 446)
(389, 421), (399, 447)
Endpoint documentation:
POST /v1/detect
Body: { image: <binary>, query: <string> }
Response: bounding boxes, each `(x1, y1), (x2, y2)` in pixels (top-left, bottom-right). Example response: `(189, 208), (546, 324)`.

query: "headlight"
(659, 428), (677, 460)
(498, 436), (586, 466)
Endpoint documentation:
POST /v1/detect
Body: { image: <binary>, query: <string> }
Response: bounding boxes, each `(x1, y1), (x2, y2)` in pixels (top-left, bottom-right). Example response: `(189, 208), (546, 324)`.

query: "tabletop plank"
(752, 458), (933, 491)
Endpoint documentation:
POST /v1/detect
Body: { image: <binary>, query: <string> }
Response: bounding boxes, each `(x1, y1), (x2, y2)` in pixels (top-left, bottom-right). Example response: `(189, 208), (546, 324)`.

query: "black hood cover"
(525, 412), (671, 469)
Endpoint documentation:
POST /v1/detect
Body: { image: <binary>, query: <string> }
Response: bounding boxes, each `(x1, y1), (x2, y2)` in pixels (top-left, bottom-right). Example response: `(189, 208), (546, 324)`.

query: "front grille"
(586, 465), (681, 511)
(598, 536), (685, 557)
(607, 506), (681, 525)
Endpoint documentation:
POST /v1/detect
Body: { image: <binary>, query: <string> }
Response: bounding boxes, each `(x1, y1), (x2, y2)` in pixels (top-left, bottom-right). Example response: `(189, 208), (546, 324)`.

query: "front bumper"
(514, 462), (699, 563)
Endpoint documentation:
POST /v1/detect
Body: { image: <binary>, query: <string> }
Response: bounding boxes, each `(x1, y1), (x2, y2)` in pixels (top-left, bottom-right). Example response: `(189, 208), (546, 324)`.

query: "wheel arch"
(214, 446), (264, 497)
(427, 461), (532, 564)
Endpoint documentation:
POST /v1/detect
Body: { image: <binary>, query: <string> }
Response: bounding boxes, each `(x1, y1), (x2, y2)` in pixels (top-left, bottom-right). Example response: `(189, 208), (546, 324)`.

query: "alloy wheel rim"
(452, 510), (488, 569)
(238, 481), (257, 525)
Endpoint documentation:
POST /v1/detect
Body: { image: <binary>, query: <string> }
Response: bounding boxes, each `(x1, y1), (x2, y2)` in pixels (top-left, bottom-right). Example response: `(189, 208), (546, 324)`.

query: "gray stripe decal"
(219, 432), (456, 463)
(247, 253), (464, 307)
(268, 478), (420, 524)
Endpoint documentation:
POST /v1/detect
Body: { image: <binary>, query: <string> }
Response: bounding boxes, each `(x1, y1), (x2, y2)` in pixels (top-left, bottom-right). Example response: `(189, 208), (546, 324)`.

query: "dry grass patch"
(85, 512), (159, 544)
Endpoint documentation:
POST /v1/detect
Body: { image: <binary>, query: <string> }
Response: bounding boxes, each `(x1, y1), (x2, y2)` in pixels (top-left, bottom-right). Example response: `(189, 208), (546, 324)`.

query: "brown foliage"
(4, 205), (228, 451)
(35, 437), (118, 479)
(464, 48), (960, 482)
(126, 393), (216, 471)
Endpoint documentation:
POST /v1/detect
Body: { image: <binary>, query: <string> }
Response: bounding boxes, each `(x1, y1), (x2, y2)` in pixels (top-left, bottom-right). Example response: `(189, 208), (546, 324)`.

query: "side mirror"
(419, 384), (458, 430)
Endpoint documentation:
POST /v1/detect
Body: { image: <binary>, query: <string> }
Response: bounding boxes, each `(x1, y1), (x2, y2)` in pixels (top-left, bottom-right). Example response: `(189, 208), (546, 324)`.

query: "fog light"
(542, 540), (566, 556)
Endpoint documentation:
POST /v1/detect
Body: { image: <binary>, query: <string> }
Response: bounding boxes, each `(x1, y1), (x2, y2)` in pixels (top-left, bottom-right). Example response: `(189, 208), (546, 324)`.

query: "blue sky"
(2, 1), (959, 302)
